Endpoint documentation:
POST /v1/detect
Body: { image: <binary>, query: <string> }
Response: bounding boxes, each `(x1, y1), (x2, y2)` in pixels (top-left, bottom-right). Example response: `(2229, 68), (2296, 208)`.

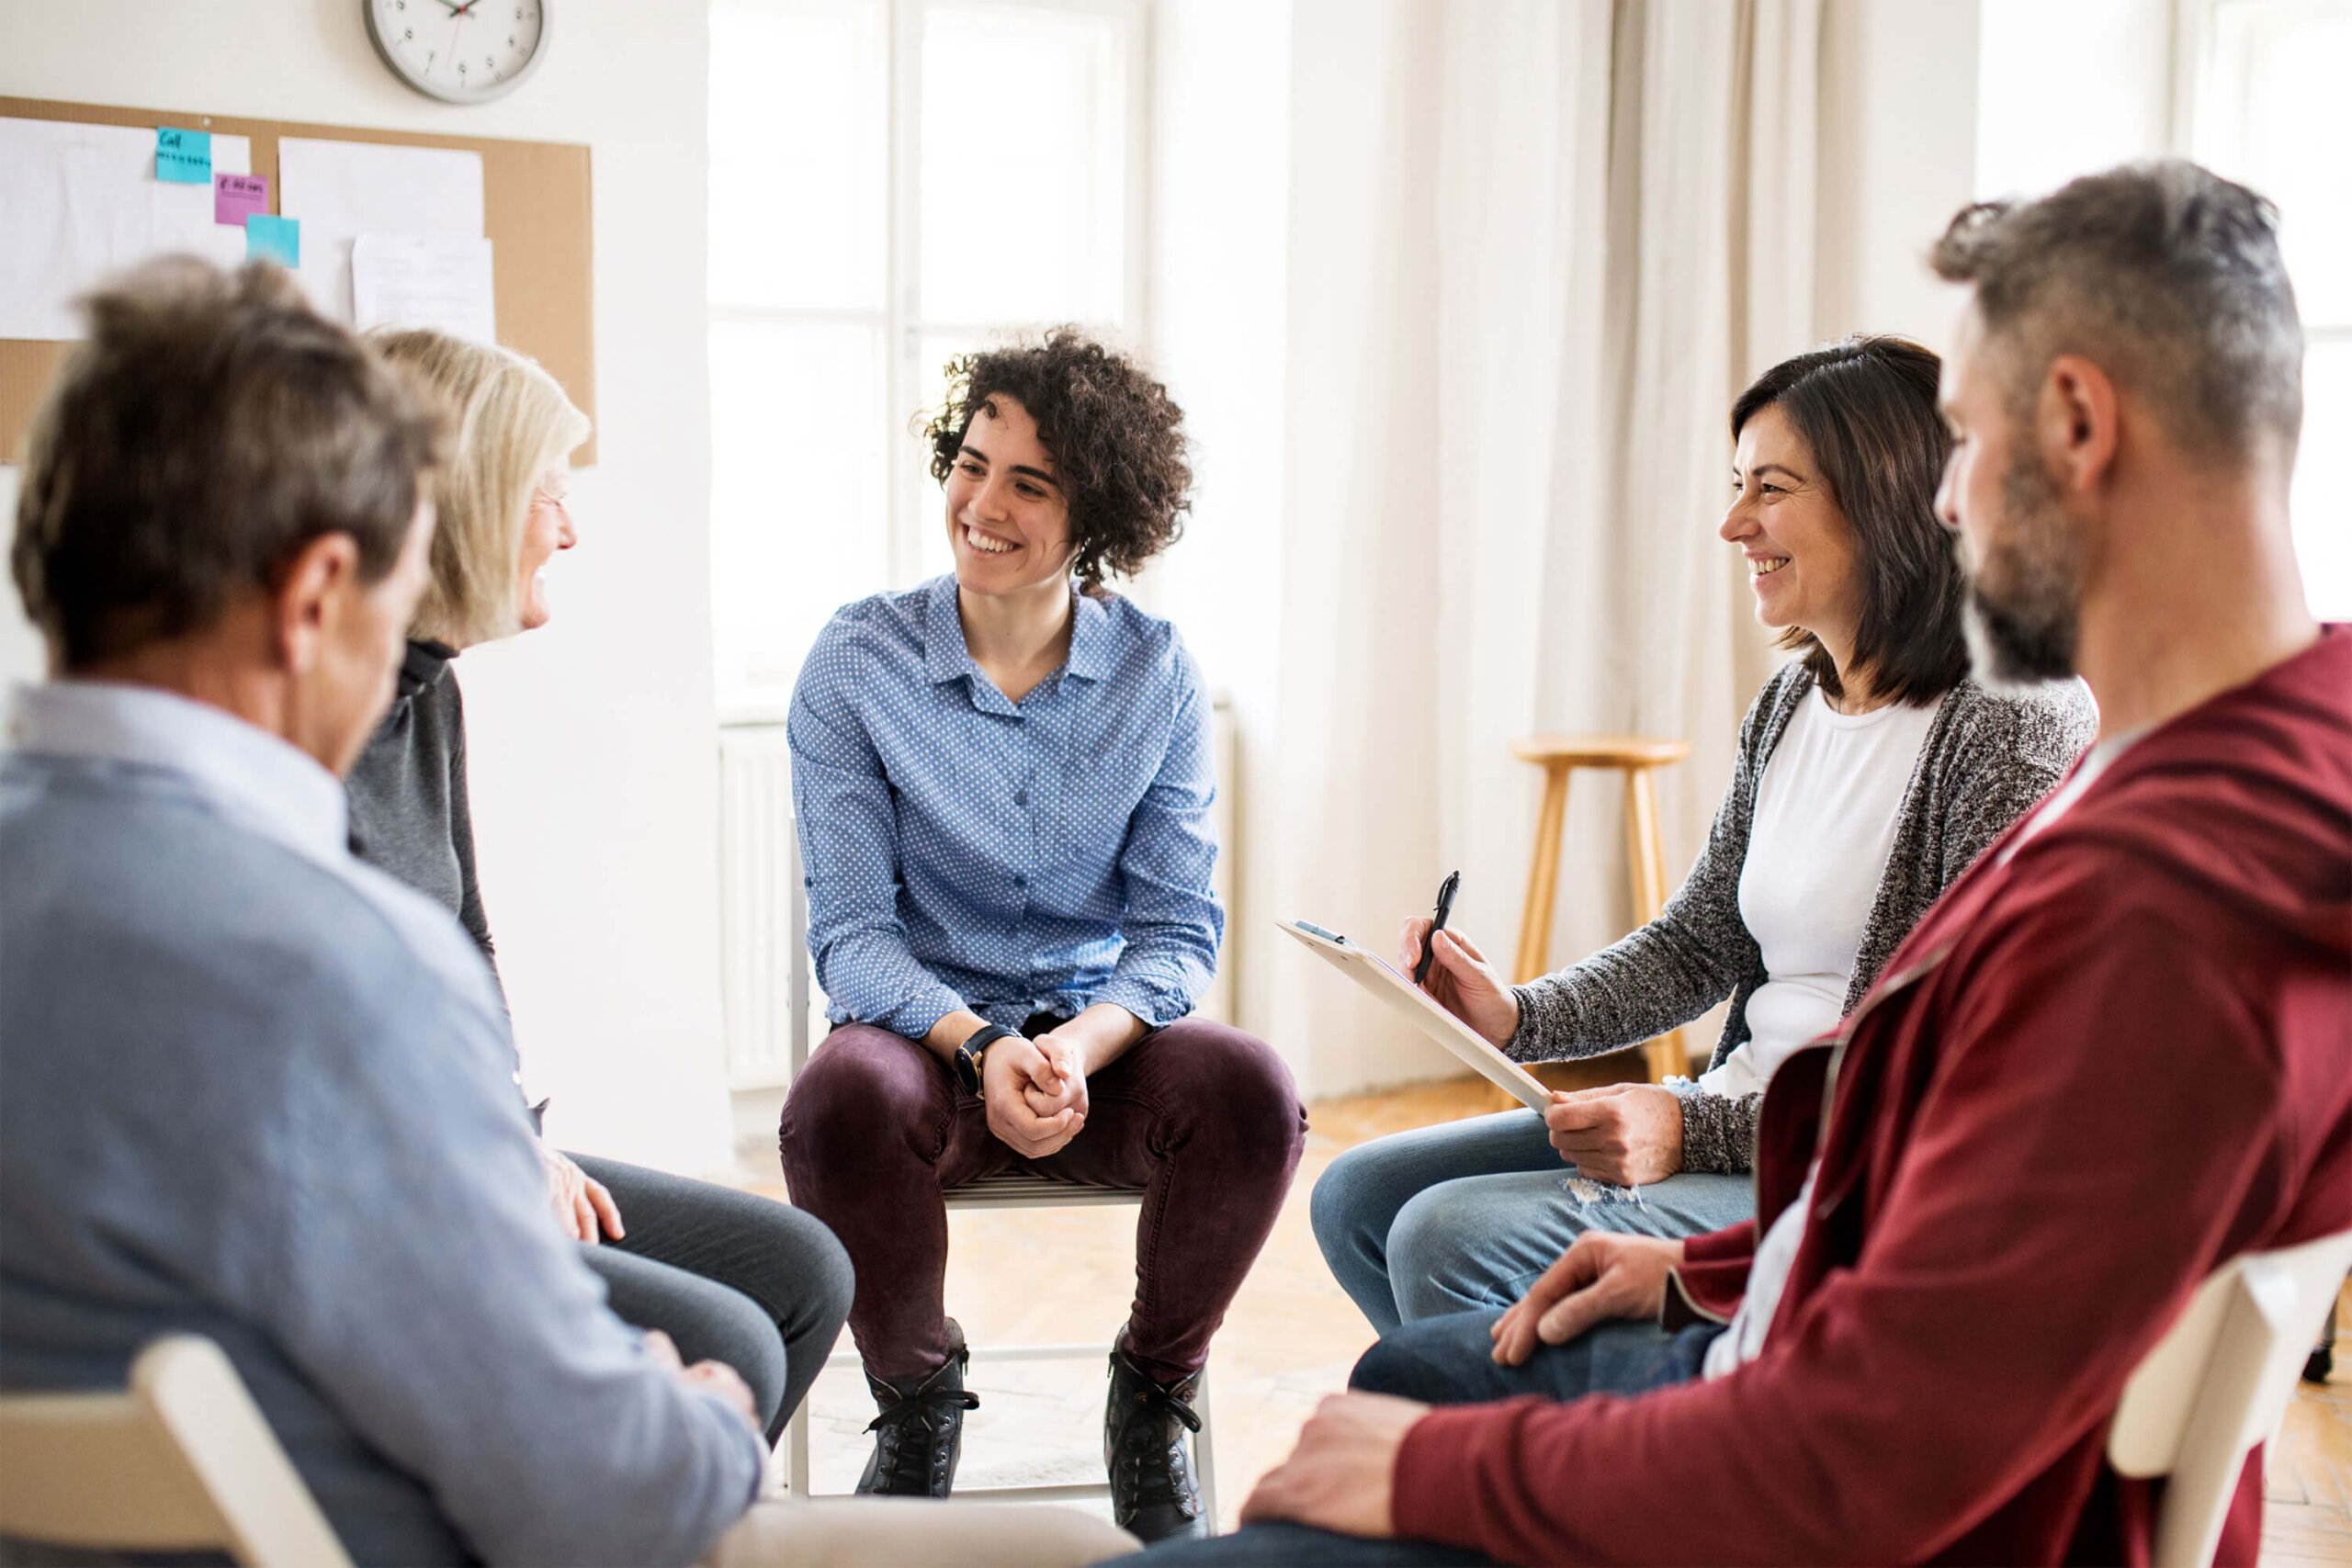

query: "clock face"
(366, 0), (549, 105)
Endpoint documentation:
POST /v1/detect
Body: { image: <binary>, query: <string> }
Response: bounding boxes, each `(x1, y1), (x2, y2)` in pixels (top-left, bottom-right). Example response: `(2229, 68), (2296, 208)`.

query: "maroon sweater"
(1392, 629), (2352, 1565)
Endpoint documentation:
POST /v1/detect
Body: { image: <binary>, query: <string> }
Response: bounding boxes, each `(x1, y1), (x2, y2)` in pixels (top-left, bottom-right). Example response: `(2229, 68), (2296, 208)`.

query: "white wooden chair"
(0, 1335), (351, 1568)
(2108, 1227), (2352, 1568)
(778, 834), (1219, 1523)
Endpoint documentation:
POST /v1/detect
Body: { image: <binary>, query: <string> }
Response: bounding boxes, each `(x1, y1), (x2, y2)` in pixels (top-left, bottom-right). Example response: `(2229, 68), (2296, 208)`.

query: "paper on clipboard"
(1278, 919), (1552, 1111)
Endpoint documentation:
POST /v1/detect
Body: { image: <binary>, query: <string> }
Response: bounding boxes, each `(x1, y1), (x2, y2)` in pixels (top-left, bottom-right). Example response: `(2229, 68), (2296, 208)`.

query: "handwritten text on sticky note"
(156, 127), (211, 184)
(214, 174), (269, 227)
(246, 215), (300, 269)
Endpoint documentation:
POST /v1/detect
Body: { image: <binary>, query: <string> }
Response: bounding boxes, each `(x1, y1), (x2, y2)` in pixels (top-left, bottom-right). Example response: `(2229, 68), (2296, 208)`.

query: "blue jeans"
(1117, 1311), (1721, 1565)
(1310, 1109), (1753, 1333)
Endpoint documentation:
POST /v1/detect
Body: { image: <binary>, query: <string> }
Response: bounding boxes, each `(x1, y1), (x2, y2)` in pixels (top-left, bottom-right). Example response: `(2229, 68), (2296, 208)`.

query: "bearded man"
(1130, 159), (2352, 1568)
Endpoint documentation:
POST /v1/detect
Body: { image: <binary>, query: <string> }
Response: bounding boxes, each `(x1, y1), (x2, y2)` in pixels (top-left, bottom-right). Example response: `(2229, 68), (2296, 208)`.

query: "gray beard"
(1963, 452), (2082, 686)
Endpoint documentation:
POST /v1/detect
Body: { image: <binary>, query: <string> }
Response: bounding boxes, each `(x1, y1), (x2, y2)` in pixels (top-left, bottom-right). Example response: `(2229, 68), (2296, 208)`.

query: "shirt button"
(1013, 874), (1027, 888)
(1014, 789), (1029, 807)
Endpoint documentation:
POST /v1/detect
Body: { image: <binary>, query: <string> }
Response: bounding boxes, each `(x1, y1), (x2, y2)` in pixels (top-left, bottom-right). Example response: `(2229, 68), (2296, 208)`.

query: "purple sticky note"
(214, 173), (269, 227)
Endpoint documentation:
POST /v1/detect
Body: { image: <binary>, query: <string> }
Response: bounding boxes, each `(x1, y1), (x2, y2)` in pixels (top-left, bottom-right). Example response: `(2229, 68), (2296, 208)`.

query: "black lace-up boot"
(1105, 1338), (1208, 1542)
(856, 1320), (980, 1497)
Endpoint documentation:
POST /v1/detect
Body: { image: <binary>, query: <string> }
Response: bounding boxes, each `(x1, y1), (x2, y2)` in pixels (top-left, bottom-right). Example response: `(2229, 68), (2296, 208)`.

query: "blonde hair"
(368, 329), (590, 646)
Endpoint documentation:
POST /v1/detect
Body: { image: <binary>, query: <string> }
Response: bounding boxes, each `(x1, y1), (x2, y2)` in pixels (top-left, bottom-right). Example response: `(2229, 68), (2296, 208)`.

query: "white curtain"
(1259, 0), (1815, 1099)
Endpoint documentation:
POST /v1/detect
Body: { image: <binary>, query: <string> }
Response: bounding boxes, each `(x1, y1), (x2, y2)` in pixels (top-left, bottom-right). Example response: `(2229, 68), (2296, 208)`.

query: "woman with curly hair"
(777, 330), (1304, 1541)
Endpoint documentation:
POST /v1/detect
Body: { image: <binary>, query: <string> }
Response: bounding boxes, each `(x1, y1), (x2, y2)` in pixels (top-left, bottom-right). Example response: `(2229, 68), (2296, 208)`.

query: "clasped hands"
(982, 1028), (1091, 1157)
(1400, 916), (1686, 1185)
(1240, 1230), (1684, 1540)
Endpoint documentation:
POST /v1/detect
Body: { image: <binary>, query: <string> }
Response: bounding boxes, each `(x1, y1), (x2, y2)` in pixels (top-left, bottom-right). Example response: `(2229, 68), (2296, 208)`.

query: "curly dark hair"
(922, 328), (1192, 595)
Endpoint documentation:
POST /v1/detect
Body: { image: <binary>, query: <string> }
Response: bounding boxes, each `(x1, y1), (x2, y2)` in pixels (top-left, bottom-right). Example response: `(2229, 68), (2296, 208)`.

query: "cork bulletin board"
(0, 96), (596, 465)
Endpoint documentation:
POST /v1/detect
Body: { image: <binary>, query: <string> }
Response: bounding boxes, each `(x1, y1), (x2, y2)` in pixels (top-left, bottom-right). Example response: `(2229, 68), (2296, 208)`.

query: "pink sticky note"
(214, 173), (269, 228)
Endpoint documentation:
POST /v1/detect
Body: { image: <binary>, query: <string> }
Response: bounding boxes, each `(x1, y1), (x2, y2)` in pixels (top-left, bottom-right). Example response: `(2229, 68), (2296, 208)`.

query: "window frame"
(707, 0), (1154, 721)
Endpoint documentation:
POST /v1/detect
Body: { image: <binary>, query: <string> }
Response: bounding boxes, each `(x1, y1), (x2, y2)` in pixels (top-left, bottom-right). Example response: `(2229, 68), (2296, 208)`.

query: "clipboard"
(1278, 919), (1552, 1112)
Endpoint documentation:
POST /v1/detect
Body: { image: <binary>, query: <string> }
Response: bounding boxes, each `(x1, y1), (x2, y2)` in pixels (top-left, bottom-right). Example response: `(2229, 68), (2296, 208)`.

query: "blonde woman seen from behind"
(348, 329), (854, 1447)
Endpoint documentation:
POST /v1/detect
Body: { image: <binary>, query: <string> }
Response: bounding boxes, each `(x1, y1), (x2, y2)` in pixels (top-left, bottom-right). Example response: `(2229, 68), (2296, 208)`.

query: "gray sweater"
(1507, 663), (2098, 1172)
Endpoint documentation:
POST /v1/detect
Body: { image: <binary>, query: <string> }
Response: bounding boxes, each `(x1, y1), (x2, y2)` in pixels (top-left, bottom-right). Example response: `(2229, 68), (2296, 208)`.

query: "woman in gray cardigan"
(1314, 337), (2098, 1334)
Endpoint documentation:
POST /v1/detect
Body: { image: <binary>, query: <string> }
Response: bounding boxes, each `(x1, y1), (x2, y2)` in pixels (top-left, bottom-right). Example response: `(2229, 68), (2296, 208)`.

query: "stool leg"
(1515, 764), (1573, 985)
(1625, 767), (1687, 1082)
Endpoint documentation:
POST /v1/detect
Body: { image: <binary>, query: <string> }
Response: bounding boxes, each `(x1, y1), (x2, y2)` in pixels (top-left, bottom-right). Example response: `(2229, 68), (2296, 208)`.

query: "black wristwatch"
(953, 1022), (1015, 1095)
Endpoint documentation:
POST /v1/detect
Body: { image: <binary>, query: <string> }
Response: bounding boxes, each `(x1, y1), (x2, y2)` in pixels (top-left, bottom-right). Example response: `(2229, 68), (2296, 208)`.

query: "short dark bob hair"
(12, 258), (440, 670)
(1730, 335), (1967, 707)
(922, 328), (1192, 596)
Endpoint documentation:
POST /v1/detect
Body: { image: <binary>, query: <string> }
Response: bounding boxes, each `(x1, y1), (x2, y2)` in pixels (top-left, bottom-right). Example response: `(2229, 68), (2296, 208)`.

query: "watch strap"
(955, 1022), (1016, 1092)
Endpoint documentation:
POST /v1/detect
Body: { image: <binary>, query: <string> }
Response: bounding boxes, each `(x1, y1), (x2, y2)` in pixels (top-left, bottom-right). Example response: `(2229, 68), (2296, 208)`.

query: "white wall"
(1145, 0), (1294, 1073)
(1268, 0), (1456, 1099)
(0, 3), (734, 1174)
(1815, 0), (1982, 348)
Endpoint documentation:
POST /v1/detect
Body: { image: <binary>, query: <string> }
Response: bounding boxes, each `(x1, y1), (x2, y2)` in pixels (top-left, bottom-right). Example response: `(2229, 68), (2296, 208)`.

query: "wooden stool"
(1511, 735), (1692, 1083)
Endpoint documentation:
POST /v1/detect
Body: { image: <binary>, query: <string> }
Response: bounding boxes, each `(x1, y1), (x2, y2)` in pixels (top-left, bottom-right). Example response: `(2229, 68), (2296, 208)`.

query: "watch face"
(366, 0), (549, 105)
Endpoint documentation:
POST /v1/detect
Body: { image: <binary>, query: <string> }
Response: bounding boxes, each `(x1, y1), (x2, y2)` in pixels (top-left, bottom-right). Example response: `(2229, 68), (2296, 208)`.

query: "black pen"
(1412, 870), (1460, 987)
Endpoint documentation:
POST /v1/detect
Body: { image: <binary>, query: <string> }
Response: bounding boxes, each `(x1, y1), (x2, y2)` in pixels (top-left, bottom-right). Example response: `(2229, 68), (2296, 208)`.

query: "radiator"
(718, 725), (806, 1090)
(717, 694), (1239, 1089)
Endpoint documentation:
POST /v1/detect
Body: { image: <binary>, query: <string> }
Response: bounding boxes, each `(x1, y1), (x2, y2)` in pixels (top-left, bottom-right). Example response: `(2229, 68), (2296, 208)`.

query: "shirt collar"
(5, 679), (350, 866)
(922, 574), (1112, 709)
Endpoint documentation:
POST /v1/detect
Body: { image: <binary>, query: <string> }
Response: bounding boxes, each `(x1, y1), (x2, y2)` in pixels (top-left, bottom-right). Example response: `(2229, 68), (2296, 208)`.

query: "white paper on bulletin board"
(278, 138), (485, 327)
(0, 118), (253, 341)
(353, 234), (497, 345)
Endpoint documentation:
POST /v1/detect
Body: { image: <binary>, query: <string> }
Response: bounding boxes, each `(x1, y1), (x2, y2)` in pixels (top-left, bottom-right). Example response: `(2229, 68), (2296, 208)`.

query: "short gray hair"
(12, 259), (441, 670)
(1928, 159), (2303, 460)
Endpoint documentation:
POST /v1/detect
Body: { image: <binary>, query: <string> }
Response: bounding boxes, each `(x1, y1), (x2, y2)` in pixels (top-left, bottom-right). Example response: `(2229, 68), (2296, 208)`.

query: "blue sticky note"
(245, 215), (300, 268)
(155, 126), (211, 184)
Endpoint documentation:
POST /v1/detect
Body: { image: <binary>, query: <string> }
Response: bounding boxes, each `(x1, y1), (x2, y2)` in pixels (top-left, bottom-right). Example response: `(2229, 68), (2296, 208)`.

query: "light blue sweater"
(0, 682), (761, 1567)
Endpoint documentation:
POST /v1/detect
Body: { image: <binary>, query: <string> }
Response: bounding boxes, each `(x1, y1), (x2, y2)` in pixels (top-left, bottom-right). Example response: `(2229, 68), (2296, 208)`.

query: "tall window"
(707, 0), (1149, 716)
(2184, 0), (2352, 619)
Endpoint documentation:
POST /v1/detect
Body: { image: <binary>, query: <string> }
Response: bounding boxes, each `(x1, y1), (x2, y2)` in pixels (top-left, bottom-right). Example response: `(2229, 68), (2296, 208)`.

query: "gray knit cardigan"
(1506, 663), (2098, 1172)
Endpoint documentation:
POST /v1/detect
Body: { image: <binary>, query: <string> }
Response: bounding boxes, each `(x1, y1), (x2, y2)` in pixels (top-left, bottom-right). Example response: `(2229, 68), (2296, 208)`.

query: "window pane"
(709, 321), (889, 705)
(919, 4), (1128, 327)
(2292, 338), (2352, 620)
(710, 0), (888, 310)
(2200, 0), (2352, 324)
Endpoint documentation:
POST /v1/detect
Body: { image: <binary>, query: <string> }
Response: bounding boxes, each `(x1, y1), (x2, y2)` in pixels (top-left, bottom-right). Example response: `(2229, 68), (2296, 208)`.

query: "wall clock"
(365, 0), (550, 105)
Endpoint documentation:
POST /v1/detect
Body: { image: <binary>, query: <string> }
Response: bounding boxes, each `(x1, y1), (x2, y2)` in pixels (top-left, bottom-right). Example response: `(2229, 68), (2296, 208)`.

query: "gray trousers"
(572, 1155), (853, 1444)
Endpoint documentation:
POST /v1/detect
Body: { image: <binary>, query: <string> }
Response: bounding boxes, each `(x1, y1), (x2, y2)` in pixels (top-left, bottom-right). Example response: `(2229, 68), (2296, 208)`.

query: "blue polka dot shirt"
(789, 574), (1224, 1041)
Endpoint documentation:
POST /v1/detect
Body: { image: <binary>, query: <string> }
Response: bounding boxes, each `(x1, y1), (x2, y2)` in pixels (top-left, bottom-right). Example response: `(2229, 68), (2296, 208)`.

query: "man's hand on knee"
(1239, 1391), (1428, 1539)
(1489, 1232), (1684, 1367)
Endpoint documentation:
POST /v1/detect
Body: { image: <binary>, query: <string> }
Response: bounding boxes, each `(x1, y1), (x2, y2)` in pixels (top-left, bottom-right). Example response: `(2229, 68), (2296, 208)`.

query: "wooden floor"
(739, 1074), (2352, 1561)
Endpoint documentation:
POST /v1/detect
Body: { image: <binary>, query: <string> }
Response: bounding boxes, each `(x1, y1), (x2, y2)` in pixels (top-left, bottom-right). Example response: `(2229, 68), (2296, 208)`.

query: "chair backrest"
(0, 1335), (352, 1568)
(2107, 1227), (2352, 1568)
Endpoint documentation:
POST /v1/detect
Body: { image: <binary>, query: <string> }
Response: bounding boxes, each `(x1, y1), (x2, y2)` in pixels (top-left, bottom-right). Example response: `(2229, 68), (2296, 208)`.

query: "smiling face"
(1721, 402), (1866, 657)
(513, 459), (577, 633)
(1936, 302), (2083, 682)
(943, 396), (1078, 599)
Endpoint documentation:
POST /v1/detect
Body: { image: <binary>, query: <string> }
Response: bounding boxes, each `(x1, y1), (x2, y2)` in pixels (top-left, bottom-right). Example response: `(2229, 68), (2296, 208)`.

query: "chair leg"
(1514, 764), (1573, 986)
(786, 1392), (810, 1499)
(1193, 1363), (1218, 1531)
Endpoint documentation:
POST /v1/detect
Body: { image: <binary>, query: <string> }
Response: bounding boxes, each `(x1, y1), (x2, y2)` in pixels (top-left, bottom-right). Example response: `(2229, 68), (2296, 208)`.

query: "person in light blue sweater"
(0, 259), (763, 1567)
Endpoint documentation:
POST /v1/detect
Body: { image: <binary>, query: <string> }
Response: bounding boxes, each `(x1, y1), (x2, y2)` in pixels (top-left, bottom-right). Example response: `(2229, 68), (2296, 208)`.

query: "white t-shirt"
(1698, 687), (1942, 1100)
(1702, 727), (2140, 1382)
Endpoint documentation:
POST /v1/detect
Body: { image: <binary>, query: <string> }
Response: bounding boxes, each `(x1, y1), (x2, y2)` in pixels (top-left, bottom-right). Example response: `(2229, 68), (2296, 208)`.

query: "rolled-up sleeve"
(1091, 648), (1223, 1027)
(788, 624), (967, 1041)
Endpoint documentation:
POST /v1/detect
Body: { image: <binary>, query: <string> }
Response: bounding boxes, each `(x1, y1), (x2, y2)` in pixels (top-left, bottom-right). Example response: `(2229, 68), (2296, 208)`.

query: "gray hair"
(1928, 159), (2303, 461)
(12, 259), (441, 670)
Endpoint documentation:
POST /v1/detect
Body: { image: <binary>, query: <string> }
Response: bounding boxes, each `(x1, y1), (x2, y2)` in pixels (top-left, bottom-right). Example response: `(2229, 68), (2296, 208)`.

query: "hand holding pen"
(1400, 875), (1522, 1046)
